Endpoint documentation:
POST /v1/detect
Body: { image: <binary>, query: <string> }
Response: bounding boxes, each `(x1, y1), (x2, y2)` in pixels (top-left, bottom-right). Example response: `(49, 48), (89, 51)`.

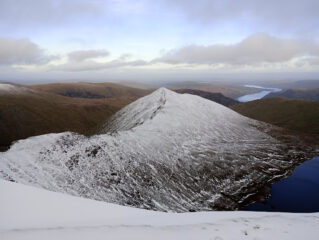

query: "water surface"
(245, 156), (319, 212)
(237, 85), (281, 102)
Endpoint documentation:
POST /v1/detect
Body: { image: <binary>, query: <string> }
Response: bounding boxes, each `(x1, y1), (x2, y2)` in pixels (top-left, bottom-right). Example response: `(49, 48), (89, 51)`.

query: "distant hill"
(174, 89), (239, 107)
(117, 80), (150, 89)
(163, 81), (256, 99)
(264, 88), (319, 101)
(255, 80), (319, 90)
(280, 80), (319, 90)
(27, 82), (150, 99)
(232, 98), (319, 134)
(0, 82), (149, 149)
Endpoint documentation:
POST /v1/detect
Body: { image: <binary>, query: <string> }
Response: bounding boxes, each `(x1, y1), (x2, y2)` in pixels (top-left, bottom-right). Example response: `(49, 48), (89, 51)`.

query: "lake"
(237, 85), (281, 102)
(244, 156), (319, 213)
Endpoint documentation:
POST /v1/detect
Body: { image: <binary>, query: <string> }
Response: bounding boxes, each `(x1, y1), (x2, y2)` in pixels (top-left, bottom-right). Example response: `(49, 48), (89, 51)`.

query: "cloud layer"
(68, 50), (110, 62)
(156, 34), (319, 65)
(0, 37), (53, 65)
(54, 59), (148, 72)
(0, 0), (101, 28)
(166, 0), (319, 35)
(1, 33), (318, 73)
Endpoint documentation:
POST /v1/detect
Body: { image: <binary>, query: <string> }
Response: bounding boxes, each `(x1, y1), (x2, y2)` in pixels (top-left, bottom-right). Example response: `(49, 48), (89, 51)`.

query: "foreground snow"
(1, 180), (318, 240)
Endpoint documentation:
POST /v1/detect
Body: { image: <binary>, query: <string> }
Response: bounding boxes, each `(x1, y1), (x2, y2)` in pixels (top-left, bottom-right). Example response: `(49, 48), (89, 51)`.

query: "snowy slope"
(0, 88), (310, 211)
(0, 83), (16, 92)
(0, 83), (32, 95)
(102, 87), (262, 135)
(1, 180), (318, 240)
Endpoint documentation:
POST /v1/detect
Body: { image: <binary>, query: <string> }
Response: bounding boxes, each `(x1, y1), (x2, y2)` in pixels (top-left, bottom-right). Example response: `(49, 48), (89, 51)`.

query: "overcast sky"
(0, 0), (318, 83)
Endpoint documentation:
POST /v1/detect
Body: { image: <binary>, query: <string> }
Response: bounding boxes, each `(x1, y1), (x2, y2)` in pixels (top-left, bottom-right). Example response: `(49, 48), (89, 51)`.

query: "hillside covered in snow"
(1, 180), (318, 240)
(0, 83), (33, 95)
(0, 88), (314, 211)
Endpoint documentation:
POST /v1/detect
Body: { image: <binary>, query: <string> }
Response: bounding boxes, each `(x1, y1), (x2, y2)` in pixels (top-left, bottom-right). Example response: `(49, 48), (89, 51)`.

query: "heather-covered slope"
(264, 88), (319, 101)
(0, 83), (146, 149)
(27, 82), (150, 99)
(0, 88), (313, 211)
(232, 98), (319, 134)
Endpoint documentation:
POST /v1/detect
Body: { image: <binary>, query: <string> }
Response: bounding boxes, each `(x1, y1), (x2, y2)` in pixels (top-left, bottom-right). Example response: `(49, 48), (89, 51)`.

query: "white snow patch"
(0, 83), (31, 95)
(0, 180), (318, 240)
(0, 83), (19, 92)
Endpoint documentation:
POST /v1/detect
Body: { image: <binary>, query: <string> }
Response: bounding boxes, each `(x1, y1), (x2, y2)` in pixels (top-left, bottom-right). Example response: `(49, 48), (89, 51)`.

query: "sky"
(0, 0), (319, 84)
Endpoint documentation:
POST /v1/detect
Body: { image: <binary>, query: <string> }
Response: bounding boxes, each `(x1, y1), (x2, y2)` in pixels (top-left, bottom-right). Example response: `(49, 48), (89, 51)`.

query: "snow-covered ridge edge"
(100, 87), (168, 132)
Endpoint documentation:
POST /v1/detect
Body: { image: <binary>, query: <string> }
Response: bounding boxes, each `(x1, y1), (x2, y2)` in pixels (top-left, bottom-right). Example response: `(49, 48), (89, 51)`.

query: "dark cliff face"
(174, 89), (239, 107)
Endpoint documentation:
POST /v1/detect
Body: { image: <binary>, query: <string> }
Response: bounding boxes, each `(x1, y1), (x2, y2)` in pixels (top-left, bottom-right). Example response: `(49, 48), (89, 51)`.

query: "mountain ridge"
(0, 82), (148, 149)
(0, 88), (315, 212)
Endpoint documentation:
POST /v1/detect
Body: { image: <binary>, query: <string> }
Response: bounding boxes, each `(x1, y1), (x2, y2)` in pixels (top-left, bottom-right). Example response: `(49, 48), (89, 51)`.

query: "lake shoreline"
(237, 85), (282, 102)
(243, 156), (319, 213)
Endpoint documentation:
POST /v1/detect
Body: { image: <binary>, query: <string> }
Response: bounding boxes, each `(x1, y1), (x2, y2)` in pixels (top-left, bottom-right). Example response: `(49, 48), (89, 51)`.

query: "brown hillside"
(27, 82), (150, 99)
(232, 98), (319, 134)
(0, 83), (150, 149)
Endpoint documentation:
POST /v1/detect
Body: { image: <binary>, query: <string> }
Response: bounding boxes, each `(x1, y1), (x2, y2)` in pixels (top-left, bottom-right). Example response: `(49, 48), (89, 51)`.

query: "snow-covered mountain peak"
(100, 87), (252, 136)
(100, 87), (170, 132)
(0, 88), (310, 212)
(153, 86), (170, 94)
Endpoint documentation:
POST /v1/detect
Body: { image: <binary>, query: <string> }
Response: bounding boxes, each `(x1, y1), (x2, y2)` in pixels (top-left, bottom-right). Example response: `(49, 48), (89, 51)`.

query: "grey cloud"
(118, 54), (132, 61)
(156, 34), (319, 65)
(68, 50), (110, 62)
(302, 57), (319, 66)
(0, 37), (54, 65)
(1, 0), (318, 37)
(164, 0), (319, 34)
(0, 0), (101, 28)
(54, 59), (149, 72)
